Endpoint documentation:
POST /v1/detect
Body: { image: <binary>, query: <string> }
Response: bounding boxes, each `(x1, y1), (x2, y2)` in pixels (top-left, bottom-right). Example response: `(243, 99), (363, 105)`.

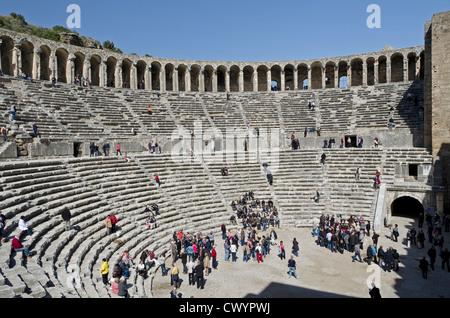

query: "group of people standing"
(312, 213), (401, 273)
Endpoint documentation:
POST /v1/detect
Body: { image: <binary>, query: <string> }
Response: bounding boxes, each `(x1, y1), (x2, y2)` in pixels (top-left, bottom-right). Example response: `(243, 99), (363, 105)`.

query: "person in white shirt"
(18, 216), (33, 236)
(230, 244), (237, 262)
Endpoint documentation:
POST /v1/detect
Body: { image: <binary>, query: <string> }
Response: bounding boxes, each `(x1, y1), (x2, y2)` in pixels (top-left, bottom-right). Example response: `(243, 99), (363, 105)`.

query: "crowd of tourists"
(312, 213), (403, 272)
(312, 212), (450, 280)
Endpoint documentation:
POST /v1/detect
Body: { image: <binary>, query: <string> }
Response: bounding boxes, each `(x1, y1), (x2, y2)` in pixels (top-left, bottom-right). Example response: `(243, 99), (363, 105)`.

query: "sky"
(1, 0), (449, 62)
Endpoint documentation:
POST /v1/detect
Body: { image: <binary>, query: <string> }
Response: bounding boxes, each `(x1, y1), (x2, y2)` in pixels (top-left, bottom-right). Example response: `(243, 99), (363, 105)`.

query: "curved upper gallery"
(1, 28), (424, 92)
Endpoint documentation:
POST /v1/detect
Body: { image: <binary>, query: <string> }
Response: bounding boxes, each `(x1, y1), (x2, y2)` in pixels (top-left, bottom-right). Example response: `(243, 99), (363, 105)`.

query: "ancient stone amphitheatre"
(0, 9), (449, 300)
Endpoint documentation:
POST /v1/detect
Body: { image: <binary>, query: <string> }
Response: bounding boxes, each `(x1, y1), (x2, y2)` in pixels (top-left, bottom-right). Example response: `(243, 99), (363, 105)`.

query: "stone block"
(28, 141), (74, 157)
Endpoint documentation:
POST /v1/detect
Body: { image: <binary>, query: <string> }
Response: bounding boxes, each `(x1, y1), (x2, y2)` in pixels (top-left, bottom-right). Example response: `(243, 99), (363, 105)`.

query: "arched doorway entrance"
(391, 196), (424, 218)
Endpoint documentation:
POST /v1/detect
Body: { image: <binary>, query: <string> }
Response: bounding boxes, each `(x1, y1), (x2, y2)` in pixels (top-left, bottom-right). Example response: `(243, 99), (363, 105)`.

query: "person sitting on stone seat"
(11, 233), (32, 259)
(124, 152), (131, 163)
(152, 203), (160, 215)
(221, 166), (229, 176)
(320, 153), (326, 164)
(266, 169), (273, 185)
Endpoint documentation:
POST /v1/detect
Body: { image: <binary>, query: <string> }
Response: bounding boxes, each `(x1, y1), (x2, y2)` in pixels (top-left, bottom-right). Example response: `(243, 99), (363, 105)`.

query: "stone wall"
(424, 11), (450, 212)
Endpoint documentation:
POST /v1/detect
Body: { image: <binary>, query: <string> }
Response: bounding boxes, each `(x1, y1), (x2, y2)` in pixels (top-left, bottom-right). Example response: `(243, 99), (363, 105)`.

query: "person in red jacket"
(211, 246), (217, 269)
(155, 175), (160, 187)
(11, 233), (32, 258)
(110, 213), (118, 233)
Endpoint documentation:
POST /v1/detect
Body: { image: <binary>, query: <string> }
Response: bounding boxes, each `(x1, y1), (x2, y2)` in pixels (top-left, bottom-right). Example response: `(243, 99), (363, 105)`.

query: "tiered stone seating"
(166, 94), (214, 133)
(122, 90), (177, 136)
(317, 88), (354, 134)
(238, 93), (282, 130)
(22, 81), (106, 140)
(80, 88), (138, 138)
(0, 73), (433, 298)
(200, 94), (245, 133)
(201, 151), (276, 208)
(322, 148), (382, 218)
(279, 91), (316, 134)
(354, 82), (422, 131)
(271, 149), (325, 226)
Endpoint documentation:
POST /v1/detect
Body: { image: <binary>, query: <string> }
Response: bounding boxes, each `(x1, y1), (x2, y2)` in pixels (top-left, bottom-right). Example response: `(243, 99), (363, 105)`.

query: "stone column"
(386, 57), (391, 83)
(239, 70), (244, 92)
(146, 66), (152, 90)
(415, 56), (421, 80)
(12, 44), (20, 77)
(199, 68), (205, 92)
(307, 66), (311, 90)
(212, 70), (217, 92)
(281, 70), (285, 91)
(347, 63), (352, 87)
(32, 47), (41, 80)
(403, 58), (408, 82)
(321, 67), (326, 89)
(84, 55), (91, 82)
(253, 69), (258, 92)
(293, 67), (298, 90)
(225, 69), (230, 92)
(68, 54), (76, 84)
(115, 62), (122, 88)
(173, 66), (179, 91)
(99, 60), (106, 87)
(50, 53), (57, 79)
(267, 68), (271, 91)
(374, 61), (379, 84)
(185, 66), (191, 92)
(130, 62), (137, 89)
(160, 68), (166, 91)
(334, 65), (339, 88)
(362, 61), (367, 86)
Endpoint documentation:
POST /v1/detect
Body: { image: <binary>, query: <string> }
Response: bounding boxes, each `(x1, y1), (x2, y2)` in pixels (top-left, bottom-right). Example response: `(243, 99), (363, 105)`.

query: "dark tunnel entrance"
(391, 196), (424, 218)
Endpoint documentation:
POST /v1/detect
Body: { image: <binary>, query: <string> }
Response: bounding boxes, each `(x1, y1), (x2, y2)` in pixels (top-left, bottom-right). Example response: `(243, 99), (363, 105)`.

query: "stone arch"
(391, 195), (424, 218)
(121, 58), (132, 88)
(55, 48), (68, 83)
(297, 64), (308, 90)
(216, 65), (227, 92)
(243, 65), (254, 92)
(270, 65), (281, 90)
(284, 64), (294, 90)
(338, 61), (348, 88)
(0, 36), (14, 75)
(310, 62), (323, 89)
(136, 60), (147, 89)
(177, 64), (187, 91)
(257, 65), (268, 91)
(390, 53), (404, 82)
(89, 54), (101, 86)
(378, 55), (387, 84)
(38, 45), (51, 81)
(165, 63), (175, 91)
(407, 52), (417, 81)
(325, 61), (335, 88)
(106, 56), (117, 87)
(229, 65), (240, 92)
(190, 64), (201, 92)
(204, 65), (214, 92)
(351, 58), (363, 86)
(151, 61), (161, 91)
(366, 57), (375, 86)
(74, 52), (85, 80)
(19, 39), (34, 77)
